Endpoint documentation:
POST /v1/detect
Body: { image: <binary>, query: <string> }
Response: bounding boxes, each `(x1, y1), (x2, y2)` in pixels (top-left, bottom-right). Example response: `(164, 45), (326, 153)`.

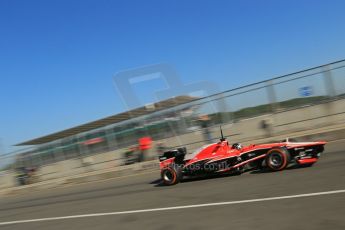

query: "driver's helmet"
(232, 143), (242, 150)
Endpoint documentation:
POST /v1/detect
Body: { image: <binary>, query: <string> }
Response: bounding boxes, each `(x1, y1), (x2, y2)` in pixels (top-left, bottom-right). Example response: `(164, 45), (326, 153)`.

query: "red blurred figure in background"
(138, 136), (152, 162)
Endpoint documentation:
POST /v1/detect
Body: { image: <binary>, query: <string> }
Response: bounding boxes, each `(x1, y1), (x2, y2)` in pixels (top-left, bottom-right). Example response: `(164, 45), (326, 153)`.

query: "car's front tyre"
(265, 148), (290, 171)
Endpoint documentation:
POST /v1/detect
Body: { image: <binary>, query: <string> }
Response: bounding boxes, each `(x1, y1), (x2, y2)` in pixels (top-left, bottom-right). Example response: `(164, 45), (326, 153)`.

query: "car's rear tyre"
(265, 148), (290, 171)
(161, 164), (183, 186)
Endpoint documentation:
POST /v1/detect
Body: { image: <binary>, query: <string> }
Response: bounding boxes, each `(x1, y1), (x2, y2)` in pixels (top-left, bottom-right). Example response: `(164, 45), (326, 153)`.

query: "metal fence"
(2, 59), (345, 171)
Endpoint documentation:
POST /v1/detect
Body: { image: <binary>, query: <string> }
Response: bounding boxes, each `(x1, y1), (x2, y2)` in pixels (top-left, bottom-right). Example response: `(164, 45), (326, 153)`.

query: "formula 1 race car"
(159, 128), (326, 185)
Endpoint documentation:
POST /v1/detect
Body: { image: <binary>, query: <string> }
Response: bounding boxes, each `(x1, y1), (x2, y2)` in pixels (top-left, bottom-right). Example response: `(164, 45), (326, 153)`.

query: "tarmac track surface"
(0, 141), (344, 230)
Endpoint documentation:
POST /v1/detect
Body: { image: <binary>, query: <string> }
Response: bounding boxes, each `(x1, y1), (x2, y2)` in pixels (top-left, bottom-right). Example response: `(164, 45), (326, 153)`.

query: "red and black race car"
(159, 128), (326, 185)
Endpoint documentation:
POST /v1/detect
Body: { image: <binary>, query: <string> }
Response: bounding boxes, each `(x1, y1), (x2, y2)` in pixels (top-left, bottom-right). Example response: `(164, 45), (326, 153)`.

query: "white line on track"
(0, 189), (344, 226)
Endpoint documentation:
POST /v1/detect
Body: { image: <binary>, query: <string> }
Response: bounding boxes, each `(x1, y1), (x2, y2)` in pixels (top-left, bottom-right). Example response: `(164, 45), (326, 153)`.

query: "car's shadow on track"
(150, 173), (242, 187)
(249, 168), (275, 174)
(150, 179), (162, 185)
(151, 165), (311, 187)
(250, 164), (310, 174)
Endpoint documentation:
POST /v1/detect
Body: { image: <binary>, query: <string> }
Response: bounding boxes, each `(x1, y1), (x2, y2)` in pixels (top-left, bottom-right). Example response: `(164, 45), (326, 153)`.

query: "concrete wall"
(273, 99), (345, 134)
(0, 171), (16, 189)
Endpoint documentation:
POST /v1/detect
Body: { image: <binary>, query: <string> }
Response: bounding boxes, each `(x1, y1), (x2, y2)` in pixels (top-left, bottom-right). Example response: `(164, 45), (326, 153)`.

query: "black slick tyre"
(265, 148), (290, 171)
(161, 164), (183, 185)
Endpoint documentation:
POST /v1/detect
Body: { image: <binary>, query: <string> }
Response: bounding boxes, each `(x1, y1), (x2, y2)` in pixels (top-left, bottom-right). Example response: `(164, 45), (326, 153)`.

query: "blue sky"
(1, 0), (345, 153)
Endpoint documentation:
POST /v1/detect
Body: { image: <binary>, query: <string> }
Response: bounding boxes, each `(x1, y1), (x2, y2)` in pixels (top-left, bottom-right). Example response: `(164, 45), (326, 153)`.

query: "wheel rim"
(163, 170), (174, 182)
(269, 152), (283, 167)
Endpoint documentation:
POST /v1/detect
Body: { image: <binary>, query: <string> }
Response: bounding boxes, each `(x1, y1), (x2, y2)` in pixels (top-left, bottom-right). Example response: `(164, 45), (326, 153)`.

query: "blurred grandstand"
(12, 96), (200, 167)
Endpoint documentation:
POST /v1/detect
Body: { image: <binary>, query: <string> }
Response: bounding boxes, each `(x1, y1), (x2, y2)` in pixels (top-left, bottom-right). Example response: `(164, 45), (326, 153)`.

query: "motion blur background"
(1, 2), (345, 230)
(1, 0), (345, 189)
